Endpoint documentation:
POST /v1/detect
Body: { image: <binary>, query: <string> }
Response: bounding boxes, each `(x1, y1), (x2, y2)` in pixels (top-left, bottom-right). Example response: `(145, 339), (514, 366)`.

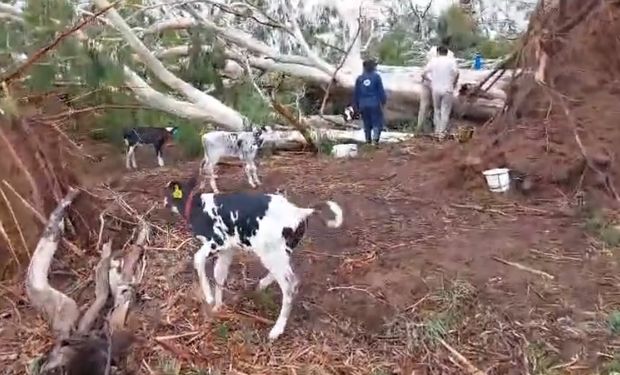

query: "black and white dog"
(163, 178), (343, 340)
(342, 105), (360, 123)
(123, 126), (178, 170)
(200, 126), (271, 193)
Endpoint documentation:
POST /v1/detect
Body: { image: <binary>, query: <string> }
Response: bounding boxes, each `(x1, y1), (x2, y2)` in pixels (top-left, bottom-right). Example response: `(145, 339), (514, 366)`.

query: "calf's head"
(163, 179), (196, 216)
(252, 125), (273, 148)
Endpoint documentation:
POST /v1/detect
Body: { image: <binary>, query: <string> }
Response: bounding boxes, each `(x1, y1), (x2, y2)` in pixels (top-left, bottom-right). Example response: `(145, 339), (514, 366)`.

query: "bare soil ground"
(1, 135), (619, 375)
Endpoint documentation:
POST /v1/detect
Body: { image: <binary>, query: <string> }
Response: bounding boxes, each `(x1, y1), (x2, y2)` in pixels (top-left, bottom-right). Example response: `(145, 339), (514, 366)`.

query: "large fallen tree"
(91, 0), (512, 136)
(2, 0), (516, 146)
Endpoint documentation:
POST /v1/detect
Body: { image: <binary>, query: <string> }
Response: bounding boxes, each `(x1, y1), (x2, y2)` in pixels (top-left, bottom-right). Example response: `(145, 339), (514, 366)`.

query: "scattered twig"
(492, 256), (555, 280)
(529, 248), (581, 262)
(548, 355), (579, 371)
(437, 338), (486, 375)
(0, 219), (20, 269)
(450, 203), (511, 217)
(1, 180), (83, 255)
(0, 186), (30, 258)
(155, 331), (200, 341)
(328, 285), (386, 303)
(405, 293), (429, 312)
(0, 126), (43, 211)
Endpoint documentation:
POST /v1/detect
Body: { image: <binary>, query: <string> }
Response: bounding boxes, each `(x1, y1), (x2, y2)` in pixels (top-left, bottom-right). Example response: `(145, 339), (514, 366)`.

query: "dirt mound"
(448, 1), (620, 202)
(0, 113), (100, 277)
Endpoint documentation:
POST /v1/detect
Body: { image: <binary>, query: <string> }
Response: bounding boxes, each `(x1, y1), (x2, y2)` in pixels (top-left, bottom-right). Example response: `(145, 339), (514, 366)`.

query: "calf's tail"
(310, 200), (343, 228)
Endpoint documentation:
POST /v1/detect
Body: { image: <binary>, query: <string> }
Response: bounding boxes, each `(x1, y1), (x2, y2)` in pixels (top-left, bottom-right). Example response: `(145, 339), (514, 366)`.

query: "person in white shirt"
(422, 45), (459, 139)
(417, 44), (455, 132)
(425, 45), (455, 63)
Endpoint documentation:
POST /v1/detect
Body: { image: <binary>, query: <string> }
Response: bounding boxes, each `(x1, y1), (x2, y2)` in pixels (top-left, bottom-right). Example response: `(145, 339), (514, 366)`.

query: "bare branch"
(122, 67), (220, 121)
(2, 180), (83, 256)
(177, 8), (316, 68)
(77, 240), (112, 333)
(108, 221), (147, 332)
(143, 17), (198, 34)
(93, 0), (245, 130)
(0, 185), (30, 259)
(287, 8), (336, 77)
(320, 14), (362, 115)
(26, 188), (81, 340)
(1, 1), (120, 84)
(0, 126), (44, 212)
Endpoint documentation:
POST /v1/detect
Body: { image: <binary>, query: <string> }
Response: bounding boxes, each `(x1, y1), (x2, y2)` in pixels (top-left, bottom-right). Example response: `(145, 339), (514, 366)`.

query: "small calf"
(200, 126), (269, 193)
(342, 105), (360, 123)
(163, 178), (344, 340)
(123, 126), (178, 170)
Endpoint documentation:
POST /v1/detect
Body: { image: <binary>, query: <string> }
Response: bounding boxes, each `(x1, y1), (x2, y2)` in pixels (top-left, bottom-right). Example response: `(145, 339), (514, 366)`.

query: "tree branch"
(77, 240), (112, 333)
(1, 1), (120, 84)
(26, 188), (81, 340)
(93, 0), (245, 131)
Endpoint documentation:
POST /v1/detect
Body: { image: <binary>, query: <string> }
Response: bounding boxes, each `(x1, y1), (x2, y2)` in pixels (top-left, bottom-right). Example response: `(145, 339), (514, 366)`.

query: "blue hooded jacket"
(353, 70), (386, 110)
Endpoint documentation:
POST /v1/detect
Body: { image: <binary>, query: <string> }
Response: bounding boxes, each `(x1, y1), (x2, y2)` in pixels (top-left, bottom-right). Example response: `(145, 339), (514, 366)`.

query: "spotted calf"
(163, 178), (344, 341)
(200, 126), (270, 193)
(123, 126), (178, 170)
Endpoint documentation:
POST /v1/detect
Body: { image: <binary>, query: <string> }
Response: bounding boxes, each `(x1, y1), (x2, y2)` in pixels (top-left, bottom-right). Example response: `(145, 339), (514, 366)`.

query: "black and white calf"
(123, 126), (178, 169)
(342, 105), (360, 123)
(200, 126), (270, 193)
(163, 178), (343, 340)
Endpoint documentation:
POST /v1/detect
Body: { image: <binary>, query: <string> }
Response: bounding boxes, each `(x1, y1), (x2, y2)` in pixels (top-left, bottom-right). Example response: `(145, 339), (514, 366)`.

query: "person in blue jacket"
(353, 58), (386, 146)
(473, 52), (484, 70)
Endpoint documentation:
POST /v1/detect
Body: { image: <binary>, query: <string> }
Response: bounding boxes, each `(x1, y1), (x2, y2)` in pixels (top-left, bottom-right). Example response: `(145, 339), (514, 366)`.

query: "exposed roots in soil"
(447, 0), (620, 206)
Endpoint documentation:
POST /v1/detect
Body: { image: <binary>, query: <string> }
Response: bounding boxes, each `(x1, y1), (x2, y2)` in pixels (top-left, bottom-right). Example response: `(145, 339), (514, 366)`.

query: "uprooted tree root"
(0, 116), (102, 274)
(445, 0), (620, 204)
(26, 188), (149, 374)
(0, 109), (152, 373)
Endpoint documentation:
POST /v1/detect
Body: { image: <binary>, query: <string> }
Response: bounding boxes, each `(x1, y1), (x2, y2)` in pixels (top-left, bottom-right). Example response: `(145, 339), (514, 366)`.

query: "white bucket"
(331, 144), (358, 158)
(482, 168), (511, 193)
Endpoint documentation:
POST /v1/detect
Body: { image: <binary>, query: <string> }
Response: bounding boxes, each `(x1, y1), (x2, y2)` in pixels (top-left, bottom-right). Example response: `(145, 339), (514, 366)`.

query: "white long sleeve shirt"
(423, 55), (459, 94)
(425, 46), (455, 63)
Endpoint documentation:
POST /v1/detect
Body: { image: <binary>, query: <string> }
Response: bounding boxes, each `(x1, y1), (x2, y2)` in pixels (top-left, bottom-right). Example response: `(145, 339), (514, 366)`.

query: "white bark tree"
(3, 0), (521, 145)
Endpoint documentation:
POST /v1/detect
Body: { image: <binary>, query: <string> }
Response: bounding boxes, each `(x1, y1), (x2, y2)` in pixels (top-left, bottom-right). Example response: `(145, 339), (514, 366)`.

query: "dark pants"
(360, 106), (384, 143)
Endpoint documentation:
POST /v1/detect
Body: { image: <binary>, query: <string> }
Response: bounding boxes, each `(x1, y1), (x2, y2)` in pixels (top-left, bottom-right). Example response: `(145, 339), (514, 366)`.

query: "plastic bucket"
(331, 144), (358, 158)
(482, 168), (510, 193)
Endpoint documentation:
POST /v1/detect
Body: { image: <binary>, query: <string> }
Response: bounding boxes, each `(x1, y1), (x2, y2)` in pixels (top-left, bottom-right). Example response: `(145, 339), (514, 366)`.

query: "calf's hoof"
(268, 326), (284, 341)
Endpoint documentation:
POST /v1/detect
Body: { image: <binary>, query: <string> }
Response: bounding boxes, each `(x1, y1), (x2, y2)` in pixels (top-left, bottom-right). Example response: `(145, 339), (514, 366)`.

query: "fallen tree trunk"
(161, 45), (510, 121)
(263, 128), (414, 151)
(90, 1), (512, 136)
